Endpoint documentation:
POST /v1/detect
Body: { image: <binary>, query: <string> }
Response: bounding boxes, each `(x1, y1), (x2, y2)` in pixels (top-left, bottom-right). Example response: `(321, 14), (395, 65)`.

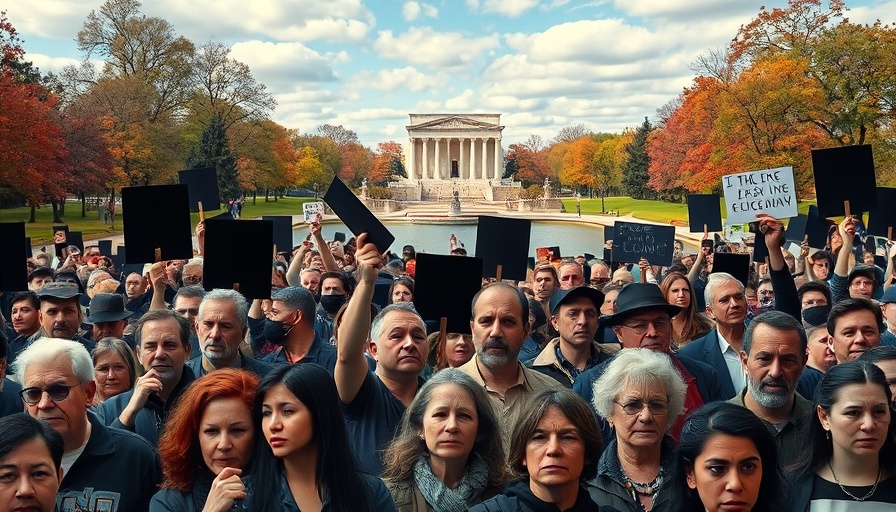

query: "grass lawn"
(561, 196), (817, 225)
(0, 196), (315, 245)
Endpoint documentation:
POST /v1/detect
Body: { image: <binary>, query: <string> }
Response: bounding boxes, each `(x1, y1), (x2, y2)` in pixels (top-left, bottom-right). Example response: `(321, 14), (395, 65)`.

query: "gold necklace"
(828, 461), (881, 501)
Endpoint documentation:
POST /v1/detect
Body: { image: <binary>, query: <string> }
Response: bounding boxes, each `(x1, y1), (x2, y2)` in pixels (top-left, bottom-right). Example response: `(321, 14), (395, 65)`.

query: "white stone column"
(434, 137), (441, 180)
(407, 138), (415, 180)
(459, 138), (465, 180)
(468, 138), (476, 180)
(422, 138), (429, 179)
(493, 138), (502, 180)
(481, 138), (488, 181)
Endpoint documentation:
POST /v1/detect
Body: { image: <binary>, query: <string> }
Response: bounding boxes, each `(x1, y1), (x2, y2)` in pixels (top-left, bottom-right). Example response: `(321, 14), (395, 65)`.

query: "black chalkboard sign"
(611, 222), (676, 266)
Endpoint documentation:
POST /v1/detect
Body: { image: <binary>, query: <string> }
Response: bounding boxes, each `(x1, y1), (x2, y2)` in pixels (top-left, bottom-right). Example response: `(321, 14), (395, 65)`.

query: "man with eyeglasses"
(879, 287), (896, 346)
(727, 311), (812, 468)
(12, 337), (160, 510)
(797, 282), (831, 311)
(574, 283), (726, 440)
(831, 216), (884, 303)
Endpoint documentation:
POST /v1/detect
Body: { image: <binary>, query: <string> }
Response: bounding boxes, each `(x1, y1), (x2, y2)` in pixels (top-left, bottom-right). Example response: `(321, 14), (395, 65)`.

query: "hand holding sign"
(722, 167), (797, 224)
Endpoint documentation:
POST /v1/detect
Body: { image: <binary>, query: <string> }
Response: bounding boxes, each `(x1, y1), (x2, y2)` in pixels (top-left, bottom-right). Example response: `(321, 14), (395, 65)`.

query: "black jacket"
(470, 480), (620, 512)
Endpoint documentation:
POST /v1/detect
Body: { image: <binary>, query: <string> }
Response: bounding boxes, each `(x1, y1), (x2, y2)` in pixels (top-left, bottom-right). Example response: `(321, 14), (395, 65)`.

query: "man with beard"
(727, 310), (812, 468)
(459, 283), (562, 447)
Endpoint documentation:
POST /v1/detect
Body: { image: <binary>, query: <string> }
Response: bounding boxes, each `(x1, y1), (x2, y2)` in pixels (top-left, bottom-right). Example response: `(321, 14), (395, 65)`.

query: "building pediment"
(409, 115), (503, 131)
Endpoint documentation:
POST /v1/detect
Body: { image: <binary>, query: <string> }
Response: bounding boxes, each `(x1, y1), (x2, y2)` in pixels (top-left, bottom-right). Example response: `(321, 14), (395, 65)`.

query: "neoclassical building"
(406, 114), (504, 181)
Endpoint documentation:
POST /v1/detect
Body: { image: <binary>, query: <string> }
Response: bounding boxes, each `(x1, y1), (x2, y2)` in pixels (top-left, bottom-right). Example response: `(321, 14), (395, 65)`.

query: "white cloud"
(444, 89), (475, 110)
(849, 1), (896, 24)
(5, 3), (98, 39)
(230, 41), (337, 85)
(469, 0), (541, 17)
(403, 2), (422, 21)
(350, 67), (447, 92)
(613, 0), (758, 21)
(26, 54), (82, 73)
(374, 28), (500, 68)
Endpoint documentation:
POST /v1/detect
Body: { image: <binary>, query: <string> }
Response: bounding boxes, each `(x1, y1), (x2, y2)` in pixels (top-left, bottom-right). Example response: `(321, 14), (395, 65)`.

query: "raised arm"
(759, 215), (800, 320)
(834, 217), (856, 278)
(310, 214), (339, 273)
(148, 262), (169, 311)
(334, 233), (380, 404)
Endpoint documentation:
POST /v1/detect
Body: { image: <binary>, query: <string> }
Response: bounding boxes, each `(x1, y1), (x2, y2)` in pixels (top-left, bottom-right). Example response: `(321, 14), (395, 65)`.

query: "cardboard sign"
(711, 253), (751, 288)
(784, 214), (808, 242)
(322, 176), (395, 254)
(475, 216), (531, 281)
(262, 216), (293, 254)
(122, 184), (194, 263)
(687, 194), (722, 232)
(724, 223), (746, 243)
(806, 205), (830, 250)
(413, 253), (483, 335)
(611, 222), (676, 266)
(0, 222), (28, 292)
(812, 144), (877, 218)
(303, 202), (325, 223)
(178, 167), (221, 212)
(867, 188), (896, 239)
(722, 167), (798, 224)
(204, 219), (273, 299)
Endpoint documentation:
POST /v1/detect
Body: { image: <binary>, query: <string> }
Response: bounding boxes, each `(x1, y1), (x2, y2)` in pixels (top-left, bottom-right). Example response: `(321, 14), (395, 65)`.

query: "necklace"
(622, 466), (663, 510)
(828, 461), (881, 501)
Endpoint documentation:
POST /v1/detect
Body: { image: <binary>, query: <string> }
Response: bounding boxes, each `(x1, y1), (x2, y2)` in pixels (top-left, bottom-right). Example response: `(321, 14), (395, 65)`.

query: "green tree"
(186, 113), (239, 203)
(622, 117), (655, 200)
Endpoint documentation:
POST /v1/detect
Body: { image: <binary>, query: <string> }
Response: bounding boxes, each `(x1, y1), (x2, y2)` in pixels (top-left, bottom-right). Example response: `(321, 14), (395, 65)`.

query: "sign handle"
(888, 227), (893, 241)
(154, 248), (162, 263)
(496, 265), (503, 282)
(233, 283), (240, 292)
(640, 268), (647, 283)
(437, 317), (448, 364)
(844, 200), (851, 219)
(198, 201), (205, 222)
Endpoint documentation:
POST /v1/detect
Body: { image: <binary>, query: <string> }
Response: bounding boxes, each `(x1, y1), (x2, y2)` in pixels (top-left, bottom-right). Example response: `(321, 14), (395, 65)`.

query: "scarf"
(413, 454), (490, 512)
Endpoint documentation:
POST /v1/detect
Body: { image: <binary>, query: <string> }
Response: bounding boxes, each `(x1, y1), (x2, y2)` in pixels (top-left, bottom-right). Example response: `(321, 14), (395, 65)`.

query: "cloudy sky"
(8, 0), (894, 147)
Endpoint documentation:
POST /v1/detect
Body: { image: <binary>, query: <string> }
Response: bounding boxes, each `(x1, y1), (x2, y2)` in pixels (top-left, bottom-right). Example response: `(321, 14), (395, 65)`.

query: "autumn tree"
(189, 42), (276, 130)
(371, 142), (404, 185)
(186, 113), (239, 203)
(317, 124), (359, 146)
(291, 134), (342, 181)
(559, 137), (599, 190)
(340, 142), (374, 186)
(76, 0), (195, 121)
(622, 118), (656, 200)
(593, 133), (630, 211)
(505, 135), (550, 186)
(295, 146), (327, 194)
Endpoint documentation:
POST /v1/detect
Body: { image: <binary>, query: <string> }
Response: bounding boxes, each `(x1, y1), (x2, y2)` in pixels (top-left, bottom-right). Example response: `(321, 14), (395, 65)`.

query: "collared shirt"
(727, 388), (814, 468)
(459, 355), (562, 451)
(717, 330), (745, 394)
(555, 343), (600, 381)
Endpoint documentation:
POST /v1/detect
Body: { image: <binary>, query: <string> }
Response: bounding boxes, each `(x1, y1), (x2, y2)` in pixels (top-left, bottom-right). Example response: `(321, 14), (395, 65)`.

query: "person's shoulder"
(523, 364), (564, 390)
(105, 423), (158, 455)
(678, 330), (714, 355)
(359, 473), (397, 511)
(95, 390), (133, 420)
(150, 488), (193, 512)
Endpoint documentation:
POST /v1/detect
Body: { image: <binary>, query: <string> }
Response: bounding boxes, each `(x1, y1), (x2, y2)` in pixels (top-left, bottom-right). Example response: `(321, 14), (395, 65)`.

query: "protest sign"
(611, 222), (676, 266)
(722, 167), (798, 224)
(303, 202), (325, 223)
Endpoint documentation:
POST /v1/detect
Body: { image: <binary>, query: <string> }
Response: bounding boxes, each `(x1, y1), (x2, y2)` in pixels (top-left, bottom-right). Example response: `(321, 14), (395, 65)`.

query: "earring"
(825, 430), (830, 440)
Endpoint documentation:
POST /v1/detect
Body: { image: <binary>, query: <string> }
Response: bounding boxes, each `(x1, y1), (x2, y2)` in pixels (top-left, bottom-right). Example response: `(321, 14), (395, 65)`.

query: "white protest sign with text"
(303, 202), (325, 223)
(722, 166), (798, 224)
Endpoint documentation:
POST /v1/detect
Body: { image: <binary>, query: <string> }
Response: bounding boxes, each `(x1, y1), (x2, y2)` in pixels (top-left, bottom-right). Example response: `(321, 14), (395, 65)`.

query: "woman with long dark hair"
(660, 272), (713, 347)
(382, 369), (510, 511)
(151, 368), (259, 511)
(670, 402), (784, 511)
(389, 276), (415, 304)
(250, 363), (395, 511)
(787, 361), (896, 509)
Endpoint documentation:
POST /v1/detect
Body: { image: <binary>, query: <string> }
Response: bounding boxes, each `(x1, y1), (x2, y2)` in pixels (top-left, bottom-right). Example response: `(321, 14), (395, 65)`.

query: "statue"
(543, 177), (551, 199)
(450, 190), (461, 215)
(360, 178), (368, 198)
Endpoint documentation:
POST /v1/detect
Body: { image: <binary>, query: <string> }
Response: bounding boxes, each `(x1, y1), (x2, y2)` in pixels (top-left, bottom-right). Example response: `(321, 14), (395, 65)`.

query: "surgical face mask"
(263, 314), (297, 345)
(319, 294), (345, 315)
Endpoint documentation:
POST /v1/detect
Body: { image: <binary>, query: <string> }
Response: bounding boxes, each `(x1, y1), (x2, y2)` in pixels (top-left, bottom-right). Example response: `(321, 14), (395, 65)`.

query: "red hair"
(158, 368), (259, 492)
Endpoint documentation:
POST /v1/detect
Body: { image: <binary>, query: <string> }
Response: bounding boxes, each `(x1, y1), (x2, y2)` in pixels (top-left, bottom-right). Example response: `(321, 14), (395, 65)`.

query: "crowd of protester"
(2, 209), (896, 512)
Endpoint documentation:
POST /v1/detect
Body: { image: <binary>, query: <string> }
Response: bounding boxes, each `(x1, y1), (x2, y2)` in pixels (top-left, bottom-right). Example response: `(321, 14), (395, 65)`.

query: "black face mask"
(319, 294), (345, 315)
(263, 315), (296, 345)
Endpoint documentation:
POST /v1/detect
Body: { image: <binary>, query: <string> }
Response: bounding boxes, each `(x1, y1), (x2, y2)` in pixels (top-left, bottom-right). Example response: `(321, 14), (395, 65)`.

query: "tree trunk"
(252, 191), (257, 205)
(109, 189), (116, 231)
(601, 188), (606, 214)
(51, 200), (63, 223)
(80, 192), (87, 218)
(29, 204), (36, 223)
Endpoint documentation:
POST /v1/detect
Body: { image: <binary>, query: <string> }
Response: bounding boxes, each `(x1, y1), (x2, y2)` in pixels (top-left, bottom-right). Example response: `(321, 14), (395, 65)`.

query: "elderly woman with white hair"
(585, 348), (686, 512)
